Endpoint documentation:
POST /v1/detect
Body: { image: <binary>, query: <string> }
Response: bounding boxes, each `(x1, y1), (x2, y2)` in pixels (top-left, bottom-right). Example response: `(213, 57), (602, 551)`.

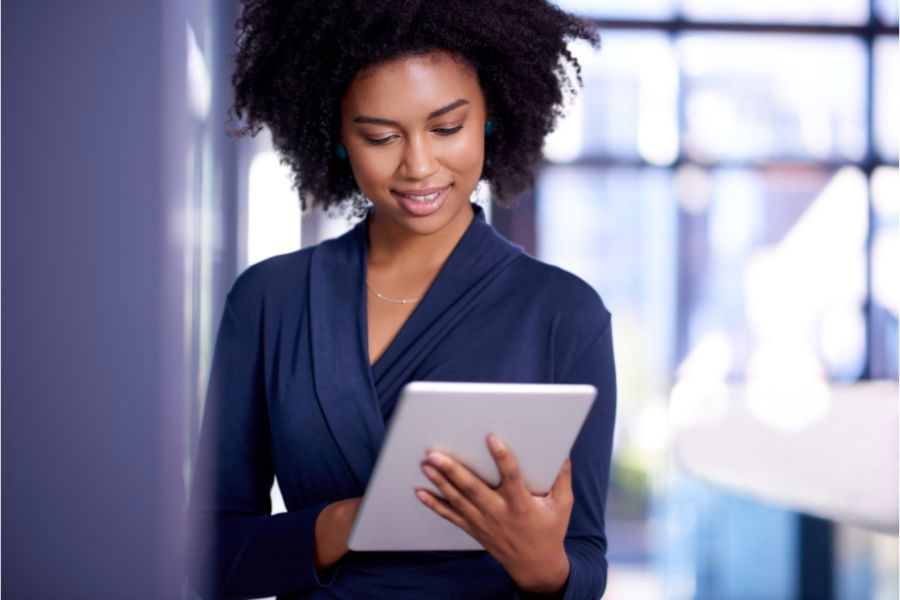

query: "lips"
(391, 184), (451, 217)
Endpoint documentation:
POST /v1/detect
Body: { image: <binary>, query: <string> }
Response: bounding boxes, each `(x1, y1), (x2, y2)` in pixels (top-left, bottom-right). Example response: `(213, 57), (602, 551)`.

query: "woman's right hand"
(314, 497), (362, 570)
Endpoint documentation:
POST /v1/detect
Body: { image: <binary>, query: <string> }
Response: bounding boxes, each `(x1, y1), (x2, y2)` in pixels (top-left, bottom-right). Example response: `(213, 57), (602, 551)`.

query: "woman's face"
(339, 51), (488, 238)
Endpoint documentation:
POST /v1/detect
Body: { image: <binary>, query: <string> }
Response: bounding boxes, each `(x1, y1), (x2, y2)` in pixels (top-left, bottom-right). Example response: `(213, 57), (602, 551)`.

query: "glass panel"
(245, 149), (301, 268)
(536, 166), (676, 359)
(680, 0), (868, 25)
(875, 0), (899, 25)
(872, 167), (898, 318)
(657, 472), (799, 600)
(678, 33), (867, 162)
(552, 0), (675, 20)
(535, 165), (676, 596)
(544, 32), (678, 164)
(665, 165), (867, 600)
(835, 524), (900, 600)
(871, 166), (899, 379)
(875, 36), (899, 162)
(678, 165), (868, 382)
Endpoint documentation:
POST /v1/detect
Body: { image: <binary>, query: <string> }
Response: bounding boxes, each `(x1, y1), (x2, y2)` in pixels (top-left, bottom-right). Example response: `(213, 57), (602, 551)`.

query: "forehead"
(341, 52), (483, 121)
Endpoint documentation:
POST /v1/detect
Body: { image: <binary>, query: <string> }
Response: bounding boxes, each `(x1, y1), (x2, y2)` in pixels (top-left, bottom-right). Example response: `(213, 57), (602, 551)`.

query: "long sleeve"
(186, 292), (338, 599)
(558, 316), (616, 600)
(516, 313), (617, 600)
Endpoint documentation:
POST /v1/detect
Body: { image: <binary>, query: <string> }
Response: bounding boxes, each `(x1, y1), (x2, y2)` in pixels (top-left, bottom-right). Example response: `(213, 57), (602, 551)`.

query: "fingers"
(549, 458), (574, 509)
(487, 434), (531, 510)
(415, 488), (469, 532)
(421, 452), (501, 521)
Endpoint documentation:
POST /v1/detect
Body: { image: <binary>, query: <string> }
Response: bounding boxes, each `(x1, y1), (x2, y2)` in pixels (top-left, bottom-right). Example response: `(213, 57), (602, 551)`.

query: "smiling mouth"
(390, 184), (452, 217)
(392, 185), (451, 202)
(398, 190), (440, 202)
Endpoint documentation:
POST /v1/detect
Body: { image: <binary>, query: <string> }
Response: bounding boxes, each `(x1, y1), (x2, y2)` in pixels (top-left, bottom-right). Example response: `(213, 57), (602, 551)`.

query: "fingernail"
(416, 489), (429, 503)
(488, 435), (505, 453)
(428, 452), (446, 466)
(422, 463), (439, 478)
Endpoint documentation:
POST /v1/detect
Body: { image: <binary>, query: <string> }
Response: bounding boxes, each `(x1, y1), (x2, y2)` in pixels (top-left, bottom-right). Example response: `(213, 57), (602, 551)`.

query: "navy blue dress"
(187, 203), (617, 599)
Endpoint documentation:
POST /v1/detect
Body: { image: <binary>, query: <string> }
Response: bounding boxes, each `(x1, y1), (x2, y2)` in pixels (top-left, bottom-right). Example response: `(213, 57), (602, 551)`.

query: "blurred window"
(875, 36), (899, 162)
(524, 6), (898, 599)
(679, 0), (868, 25)
(871, 166), (899, 379)
(875, 0), (900, 26)
(553, 0), (675, 20)
(246, 149), (301, 267)
(544, 33), (679, 165)
(678, 33), (867, 162)
(678, 166), (868, 382)
(535, 165), (677, 571)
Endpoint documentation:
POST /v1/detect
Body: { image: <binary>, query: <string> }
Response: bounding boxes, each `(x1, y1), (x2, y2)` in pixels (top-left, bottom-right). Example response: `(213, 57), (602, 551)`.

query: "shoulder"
(225, 246), (316, 315)
(505, 253), (613, 376)
(508, 253), (612, 333)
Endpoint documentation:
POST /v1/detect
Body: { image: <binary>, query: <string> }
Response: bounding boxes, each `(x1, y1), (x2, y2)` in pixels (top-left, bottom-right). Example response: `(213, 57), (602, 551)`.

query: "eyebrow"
(352, 98), (470, 126)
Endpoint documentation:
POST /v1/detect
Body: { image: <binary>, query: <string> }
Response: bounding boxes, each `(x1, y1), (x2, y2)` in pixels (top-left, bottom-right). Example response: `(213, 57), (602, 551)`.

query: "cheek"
(348, 148), (398, 189)
(439, 131), (485, 177)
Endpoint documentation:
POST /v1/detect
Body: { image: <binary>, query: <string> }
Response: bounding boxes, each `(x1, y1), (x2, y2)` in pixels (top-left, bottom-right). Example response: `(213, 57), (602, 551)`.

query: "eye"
(363, 124), (463, 146)
(365, 135), (397, 146)
(434, 125), (463, 136)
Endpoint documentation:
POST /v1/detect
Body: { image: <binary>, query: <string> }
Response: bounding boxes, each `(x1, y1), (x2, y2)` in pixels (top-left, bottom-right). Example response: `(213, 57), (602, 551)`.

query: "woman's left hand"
(415, 434), (573, 595)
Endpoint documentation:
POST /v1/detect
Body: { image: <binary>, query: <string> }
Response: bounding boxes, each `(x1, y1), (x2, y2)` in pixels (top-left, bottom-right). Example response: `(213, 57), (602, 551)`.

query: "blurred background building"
(3, 1), (898, 599)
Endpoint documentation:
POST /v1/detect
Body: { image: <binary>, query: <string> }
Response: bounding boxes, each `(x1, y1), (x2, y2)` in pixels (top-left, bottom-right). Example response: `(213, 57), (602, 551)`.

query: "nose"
(398, 133), (439, 181)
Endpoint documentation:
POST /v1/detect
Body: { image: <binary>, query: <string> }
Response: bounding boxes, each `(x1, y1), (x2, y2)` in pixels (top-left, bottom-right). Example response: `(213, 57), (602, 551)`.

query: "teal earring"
(484, 120), (495, 135)
(335, 142), (348, 159)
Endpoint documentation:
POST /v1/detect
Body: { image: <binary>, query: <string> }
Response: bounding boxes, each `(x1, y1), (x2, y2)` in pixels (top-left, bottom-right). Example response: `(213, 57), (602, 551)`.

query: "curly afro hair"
(228, 0), (600, 217)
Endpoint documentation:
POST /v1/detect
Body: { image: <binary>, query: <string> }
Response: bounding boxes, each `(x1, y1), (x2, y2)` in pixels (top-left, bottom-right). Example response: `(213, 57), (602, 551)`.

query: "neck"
(366, 203), (475, 273)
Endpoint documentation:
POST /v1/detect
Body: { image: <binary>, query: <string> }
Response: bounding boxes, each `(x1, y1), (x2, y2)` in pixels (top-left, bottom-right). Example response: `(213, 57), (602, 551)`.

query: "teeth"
(402, 191), (439, 202)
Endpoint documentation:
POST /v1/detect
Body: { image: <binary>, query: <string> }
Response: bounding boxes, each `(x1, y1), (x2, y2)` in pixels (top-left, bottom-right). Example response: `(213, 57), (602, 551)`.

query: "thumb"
(549, 458), (573, 504)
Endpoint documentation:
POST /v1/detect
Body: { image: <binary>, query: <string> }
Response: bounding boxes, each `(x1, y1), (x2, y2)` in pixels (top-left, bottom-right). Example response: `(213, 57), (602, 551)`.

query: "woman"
(187, 1), (616, 598)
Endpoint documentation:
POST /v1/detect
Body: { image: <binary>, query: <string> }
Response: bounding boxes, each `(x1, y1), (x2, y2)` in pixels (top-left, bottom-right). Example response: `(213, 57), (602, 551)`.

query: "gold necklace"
(366, 280), (423, 304)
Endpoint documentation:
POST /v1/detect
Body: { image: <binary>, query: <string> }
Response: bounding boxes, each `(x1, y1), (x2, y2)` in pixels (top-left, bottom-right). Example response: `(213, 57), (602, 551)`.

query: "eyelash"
(365, 125), (464, 146)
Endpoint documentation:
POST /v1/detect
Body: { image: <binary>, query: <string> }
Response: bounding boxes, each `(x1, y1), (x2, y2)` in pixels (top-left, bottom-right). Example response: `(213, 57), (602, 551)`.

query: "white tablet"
(347, 381), (597, 551)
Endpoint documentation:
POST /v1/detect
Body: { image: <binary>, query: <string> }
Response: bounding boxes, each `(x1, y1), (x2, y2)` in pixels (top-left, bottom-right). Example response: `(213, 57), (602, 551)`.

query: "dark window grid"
(587, 17), (898, 36)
